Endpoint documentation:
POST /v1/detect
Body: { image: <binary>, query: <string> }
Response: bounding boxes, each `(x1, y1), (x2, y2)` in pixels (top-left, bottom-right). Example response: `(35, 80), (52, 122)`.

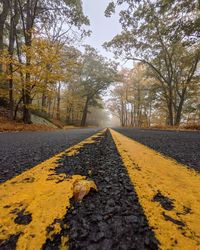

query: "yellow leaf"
(73, 179), (97, 202)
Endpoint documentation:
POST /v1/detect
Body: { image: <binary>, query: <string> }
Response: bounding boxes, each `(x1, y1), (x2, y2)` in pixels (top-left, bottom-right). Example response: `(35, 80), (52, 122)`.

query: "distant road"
(113, 128), (200, 172)
(1, 127), (199, 183)
(0, 128), (101, 183)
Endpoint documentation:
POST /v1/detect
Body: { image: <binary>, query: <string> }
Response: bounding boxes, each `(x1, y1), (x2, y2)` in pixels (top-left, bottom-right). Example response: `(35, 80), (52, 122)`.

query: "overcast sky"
(81, 0), (131, 124)
(82, 0), (133, 69)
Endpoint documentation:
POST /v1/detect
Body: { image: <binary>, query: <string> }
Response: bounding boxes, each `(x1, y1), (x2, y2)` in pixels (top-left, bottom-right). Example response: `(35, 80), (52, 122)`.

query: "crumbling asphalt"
(43, 130), (158, 250)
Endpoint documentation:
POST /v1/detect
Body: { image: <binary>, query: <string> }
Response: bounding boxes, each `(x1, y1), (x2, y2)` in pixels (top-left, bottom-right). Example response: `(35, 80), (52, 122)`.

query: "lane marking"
(0, 130), (105, 250)
(110, 129), (200, 250)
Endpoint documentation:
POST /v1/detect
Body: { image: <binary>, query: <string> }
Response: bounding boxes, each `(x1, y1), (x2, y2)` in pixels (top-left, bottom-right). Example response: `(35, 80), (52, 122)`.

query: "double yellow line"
(1, 128), (200, 249)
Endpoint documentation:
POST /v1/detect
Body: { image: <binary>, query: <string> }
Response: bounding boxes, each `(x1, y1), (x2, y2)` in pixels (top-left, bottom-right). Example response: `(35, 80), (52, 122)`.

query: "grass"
(0, 109), (56, 132)
(0, 108), (94, 132)
(180, 123), (200, 130)
(0, 119), (56, 132)
(150, 124), (200, 131)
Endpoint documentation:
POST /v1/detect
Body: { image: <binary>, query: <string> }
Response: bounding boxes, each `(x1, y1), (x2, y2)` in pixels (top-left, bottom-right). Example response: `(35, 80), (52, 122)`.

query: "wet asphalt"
(113, 128), (200, 172)
(0, 128), (101, 183)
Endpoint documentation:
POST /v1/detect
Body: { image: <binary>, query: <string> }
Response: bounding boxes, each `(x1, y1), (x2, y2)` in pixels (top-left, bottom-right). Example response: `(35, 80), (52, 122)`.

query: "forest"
(0, 0), (199, 128)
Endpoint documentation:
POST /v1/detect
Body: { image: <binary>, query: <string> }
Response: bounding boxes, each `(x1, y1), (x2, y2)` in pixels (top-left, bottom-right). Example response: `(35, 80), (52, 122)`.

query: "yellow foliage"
(0, 34), (80, 104)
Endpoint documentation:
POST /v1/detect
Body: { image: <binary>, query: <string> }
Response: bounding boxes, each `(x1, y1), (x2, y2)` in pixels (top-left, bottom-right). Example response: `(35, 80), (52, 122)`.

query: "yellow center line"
(110, 129), (200, 250)
(0, 130), (105, 250)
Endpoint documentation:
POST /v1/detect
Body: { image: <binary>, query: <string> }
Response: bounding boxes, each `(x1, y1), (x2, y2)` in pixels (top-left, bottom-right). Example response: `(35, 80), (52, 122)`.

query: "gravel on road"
(43, 129), (158, 250)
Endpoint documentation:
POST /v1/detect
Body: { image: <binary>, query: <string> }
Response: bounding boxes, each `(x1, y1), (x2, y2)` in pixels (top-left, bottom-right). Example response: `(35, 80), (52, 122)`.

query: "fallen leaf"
(73, 179), (97, 202)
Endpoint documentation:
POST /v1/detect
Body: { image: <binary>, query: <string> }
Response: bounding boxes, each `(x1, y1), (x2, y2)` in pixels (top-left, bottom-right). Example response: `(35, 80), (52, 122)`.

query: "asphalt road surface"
(44, 130), (158, 250)
(114, 128), (200, 172)
(0, 128), (200, 249)
(1, 127), (199, 183)
(0, 128), (101, 183)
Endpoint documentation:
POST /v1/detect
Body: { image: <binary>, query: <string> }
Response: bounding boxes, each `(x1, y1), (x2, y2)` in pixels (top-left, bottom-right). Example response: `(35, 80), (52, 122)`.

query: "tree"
(79, 46), (117, 126)
(108, 64), (156, 127)
(105, 0), (200, 125)
(0, 0), (89, 123)
(16, 0), (89, 123)
(0, 0), (9, 52)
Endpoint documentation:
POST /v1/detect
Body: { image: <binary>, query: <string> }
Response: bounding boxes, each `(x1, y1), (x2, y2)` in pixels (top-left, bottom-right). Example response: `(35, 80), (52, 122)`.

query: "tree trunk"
(51, 96), (56, 118)
(23, 37), (32, 124)
(166, 105), (174, 126)
(174, 88), (187, 125)
(137, 84), (141, 127)
(14, 95), (23, 120)
(125, 102), (129, 126)
(148, 102), (152, 127)
(120, 99), (125, 127)
(81, 97), (89, 127)
(8, 72), (14, 119)
(22, 0), (33, 123)
(23, 92), (32, 123)
(18, 0), (38, 123)
(65, 107), (72, 124)
(0, 0), (9, 78)
(0, 0), (9, 51)
(130, 103), (134, 127)
(8, 0), (18, 119)
(56, 82), (61, 120)
(48, 98), (52, 116)
(42, 92), (47, 109)
(167, 86), (174, 126)
(166, 93), (174, 126)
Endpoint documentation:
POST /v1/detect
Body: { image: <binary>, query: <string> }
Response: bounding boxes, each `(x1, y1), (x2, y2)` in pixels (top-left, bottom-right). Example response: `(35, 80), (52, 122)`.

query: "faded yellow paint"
(60, 236), (69, 250)
(0, 130), (104, 250)
(110, 129), (200, 250)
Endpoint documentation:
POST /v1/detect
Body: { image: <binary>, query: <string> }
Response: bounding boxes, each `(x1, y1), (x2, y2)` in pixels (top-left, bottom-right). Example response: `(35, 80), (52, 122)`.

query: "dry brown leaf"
(73, 179), (97, 202)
